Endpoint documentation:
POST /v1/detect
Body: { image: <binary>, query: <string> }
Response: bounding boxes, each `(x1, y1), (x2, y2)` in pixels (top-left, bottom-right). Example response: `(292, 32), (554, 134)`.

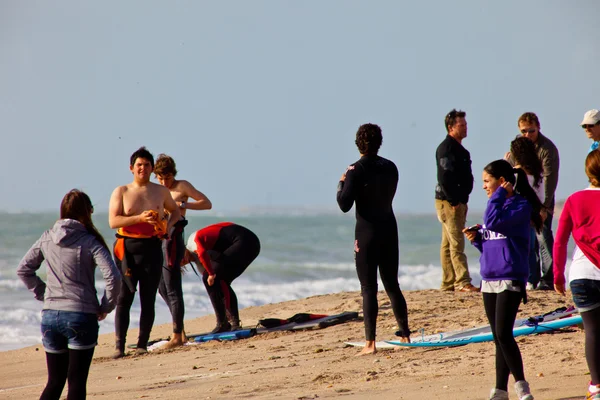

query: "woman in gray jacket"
(17, 189), (121, 400)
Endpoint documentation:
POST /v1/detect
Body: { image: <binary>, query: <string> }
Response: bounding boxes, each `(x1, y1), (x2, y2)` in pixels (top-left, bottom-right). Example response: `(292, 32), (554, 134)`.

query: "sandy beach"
(0, 289), (589, 400)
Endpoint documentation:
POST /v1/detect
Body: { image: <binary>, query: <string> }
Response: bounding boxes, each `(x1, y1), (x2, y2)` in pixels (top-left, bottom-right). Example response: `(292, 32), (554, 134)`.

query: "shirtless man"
(108, 146), (181, 358)
(153, 154), (212, 348)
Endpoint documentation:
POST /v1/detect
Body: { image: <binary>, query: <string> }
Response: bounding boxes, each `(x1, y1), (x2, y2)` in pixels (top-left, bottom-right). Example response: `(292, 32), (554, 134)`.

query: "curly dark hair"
(355, 123), (382, 155)
(510, 136), (542, 189)
(154, 154), (178, 177)
(444, 109), (466, 132)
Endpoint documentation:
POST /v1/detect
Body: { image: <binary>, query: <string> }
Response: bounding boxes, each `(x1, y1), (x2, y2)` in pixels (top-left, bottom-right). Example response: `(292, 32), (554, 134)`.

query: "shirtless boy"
(153, 154), (212, 348)
(108, 147), (181, 358)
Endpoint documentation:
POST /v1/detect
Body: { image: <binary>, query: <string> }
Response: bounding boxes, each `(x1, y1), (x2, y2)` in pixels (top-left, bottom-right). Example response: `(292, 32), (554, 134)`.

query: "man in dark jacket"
(435, 109), (477, 292)
(507, 112), (560, 290)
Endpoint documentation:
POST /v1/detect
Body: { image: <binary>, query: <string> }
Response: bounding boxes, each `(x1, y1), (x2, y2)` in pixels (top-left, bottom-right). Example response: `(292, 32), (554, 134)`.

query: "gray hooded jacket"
(17, 219), (121, 314)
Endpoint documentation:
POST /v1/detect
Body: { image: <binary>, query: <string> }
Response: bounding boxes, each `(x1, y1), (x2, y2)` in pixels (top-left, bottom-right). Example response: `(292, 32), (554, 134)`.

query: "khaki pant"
(435, 199), (472, 290)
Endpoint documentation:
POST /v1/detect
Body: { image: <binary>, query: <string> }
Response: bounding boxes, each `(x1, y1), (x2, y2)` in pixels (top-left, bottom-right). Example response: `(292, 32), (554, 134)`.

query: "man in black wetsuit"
(336, 123), (410, 355)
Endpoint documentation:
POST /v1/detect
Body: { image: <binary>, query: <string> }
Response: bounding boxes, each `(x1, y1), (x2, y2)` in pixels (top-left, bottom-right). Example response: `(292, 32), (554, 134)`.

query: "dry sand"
(0, 289), (589, 400)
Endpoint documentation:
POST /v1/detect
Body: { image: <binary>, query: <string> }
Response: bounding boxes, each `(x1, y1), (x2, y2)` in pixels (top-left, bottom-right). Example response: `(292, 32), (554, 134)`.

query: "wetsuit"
(188, 222), (260, 329)
(337, 154), (410, 340)
(158, 218), (188, 334)
(113, 219), (165, 352)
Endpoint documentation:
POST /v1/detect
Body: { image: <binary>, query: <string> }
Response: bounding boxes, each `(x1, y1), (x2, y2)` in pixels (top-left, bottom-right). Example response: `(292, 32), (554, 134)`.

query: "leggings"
(483, 290), (525, 391)
(158, 227), (186, 334)
(114, 238), (163, 351)
(582, 306), (600, 385)
(40, 348), (95, 400)
(355, 227), (409, 341)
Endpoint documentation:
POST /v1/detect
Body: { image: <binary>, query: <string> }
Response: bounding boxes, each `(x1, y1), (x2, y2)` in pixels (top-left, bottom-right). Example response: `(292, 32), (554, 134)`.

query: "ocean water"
(1, 210), (506, 352)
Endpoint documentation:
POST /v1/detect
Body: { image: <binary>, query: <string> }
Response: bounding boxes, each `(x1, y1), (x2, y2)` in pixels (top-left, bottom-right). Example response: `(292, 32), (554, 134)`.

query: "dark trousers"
(114, 238), (163, 351)
(158, 228), (186, 334)
(483, 290), (526, 391)
(536, 214), (554, 288)
(355, 227), (409, 340)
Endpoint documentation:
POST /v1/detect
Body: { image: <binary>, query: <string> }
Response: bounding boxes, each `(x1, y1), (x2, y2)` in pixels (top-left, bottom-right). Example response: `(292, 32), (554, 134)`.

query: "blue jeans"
(570, 279), (600, 313)
(536, 213), (554, 287)
(41, 310), (99, 354)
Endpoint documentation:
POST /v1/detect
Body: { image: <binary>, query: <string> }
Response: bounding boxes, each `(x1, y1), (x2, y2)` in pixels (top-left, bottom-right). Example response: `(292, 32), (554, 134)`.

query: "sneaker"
(489, 388), (509, 400)
(586, 384), (600, 400)
(457, 283), (480, 292)
(515, 380), (534, 400)
(526, 282), (535, 291)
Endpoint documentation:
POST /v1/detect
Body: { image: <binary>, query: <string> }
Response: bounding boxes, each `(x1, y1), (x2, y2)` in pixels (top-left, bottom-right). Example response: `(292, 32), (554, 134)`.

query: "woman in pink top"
(553, 150), (600, 400)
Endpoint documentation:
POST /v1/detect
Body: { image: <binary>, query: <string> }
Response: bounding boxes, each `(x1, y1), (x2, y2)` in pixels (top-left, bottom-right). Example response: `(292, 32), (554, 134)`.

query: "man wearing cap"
(184, 222), (260, 333)
(506, 112), (560, 291)
(581, 109), (600, 153)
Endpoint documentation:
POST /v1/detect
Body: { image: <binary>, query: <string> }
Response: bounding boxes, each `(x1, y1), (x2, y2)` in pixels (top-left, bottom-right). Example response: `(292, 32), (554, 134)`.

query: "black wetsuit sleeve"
(436, 143), (460, 206)
(337, 164), (360, 213)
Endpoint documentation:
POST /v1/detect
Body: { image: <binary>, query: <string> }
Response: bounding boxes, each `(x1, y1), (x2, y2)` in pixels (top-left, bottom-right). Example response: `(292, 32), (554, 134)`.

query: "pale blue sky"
(1, 1), (599, 213)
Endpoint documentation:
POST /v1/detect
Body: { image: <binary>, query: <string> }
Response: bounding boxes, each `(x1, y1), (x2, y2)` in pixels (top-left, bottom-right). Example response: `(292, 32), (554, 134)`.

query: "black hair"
(483, 159), (543, 232)
(445, 109), (466, 132)
(130, 146), (154, 168)
(510, 136), (543, 189)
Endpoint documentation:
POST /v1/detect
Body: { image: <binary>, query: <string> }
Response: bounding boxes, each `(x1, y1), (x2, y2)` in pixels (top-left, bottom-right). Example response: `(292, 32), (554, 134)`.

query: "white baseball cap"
(186, 232), (197, 253)
(581, 109), (600, 126)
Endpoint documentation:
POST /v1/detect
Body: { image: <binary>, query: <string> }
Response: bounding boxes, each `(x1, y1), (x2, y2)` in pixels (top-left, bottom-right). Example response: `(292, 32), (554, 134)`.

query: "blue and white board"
(193, 329), (256, 343)
(385, 315), (582, 348)
(344, 307), (576, 349)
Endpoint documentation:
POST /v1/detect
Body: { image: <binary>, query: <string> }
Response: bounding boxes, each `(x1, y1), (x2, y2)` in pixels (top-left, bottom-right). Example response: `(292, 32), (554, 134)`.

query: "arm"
(179, 180), (212, 210)
(463, 226), (483, 253)
(336, 165), (358, 213)
(483, 187), (532, 236)
(16, 237), (46, 301)
(195, 238), (215, 277)
(92, 244), (121, 314)
(552, 199), (572, 290)
(108, 186), (145, 229)
(540, 145), (560, 211)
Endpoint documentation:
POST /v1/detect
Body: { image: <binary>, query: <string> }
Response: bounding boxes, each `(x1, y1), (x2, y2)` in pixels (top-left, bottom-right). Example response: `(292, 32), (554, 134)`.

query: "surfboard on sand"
(131, 311), (360, 348)
(385, 314), (582, 348)
(344, 306), (577, 349)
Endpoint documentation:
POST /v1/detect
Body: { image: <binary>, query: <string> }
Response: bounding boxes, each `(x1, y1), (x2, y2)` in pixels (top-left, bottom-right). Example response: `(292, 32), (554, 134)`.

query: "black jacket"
(435, 135), (474, 206)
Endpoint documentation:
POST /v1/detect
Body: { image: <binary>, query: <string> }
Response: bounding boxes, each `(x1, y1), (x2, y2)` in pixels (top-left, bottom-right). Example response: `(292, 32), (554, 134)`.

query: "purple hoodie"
(471, 187), (531, 282)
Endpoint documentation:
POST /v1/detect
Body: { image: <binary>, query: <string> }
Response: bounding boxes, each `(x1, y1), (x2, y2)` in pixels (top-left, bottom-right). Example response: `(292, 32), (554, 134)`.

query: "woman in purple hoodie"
(464, 160), (543, 400)
(17, 190), (121, 400)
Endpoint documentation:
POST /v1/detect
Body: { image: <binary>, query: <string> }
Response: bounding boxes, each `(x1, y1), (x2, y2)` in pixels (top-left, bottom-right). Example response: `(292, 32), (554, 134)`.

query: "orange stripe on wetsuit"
(114, 210), (168, 263)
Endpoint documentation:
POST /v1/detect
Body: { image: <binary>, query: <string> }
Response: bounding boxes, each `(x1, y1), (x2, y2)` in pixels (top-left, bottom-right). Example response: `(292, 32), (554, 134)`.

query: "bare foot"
(356, 340), (376, 356)
(398, 336), (410, 343)
(160, 332), (186, 350)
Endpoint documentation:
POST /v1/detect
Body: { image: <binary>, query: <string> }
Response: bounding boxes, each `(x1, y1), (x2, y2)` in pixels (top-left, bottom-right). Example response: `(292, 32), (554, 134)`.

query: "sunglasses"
(582, 122), (600, 129)
(520, 128), (536, 134)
